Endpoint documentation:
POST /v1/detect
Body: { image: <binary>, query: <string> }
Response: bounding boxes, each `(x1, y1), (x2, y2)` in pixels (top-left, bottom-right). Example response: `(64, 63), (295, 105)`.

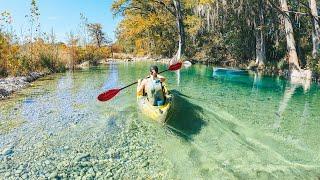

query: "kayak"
(137, 84), (173, 123)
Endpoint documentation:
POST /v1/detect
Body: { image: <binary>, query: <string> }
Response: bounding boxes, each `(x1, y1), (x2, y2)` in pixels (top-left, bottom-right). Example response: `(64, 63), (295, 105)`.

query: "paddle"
(97, 62), (182, 102)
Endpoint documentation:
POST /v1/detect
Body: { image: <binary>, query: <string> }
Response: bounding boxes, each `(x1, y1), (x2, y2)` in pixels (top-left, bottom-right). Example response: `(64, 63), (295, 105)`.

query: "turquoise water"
(0, 62), (320, 179)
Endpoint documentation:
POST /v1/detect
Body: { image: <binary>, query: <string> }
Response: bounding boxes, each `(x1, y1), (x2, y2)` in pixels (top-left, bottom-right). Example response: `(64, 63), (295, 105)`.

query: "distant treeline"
(0, 34), (118, 77)
(112, 0), (320, 74)
(0, 0), (121, 77)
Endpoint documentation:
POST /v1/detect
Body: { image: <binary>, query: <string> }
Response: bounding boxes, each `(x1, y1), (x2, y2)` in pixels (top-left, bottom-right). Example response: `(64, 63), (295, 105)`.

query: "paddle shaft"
(119, 69), (170, 90)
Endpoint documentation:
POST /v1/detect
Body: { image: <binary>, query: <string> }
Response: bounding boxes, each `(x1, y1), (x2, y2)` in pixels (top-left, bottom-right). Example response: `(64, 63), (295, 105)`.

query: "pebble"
(49, 172), (57, 179)
(142, 162), (149, 168)
(96, 171), (102, 177)
(136, 151), (143, 157)
(15, 169), (23, 174)
(106, 172), (113, 178)
(18, 165), (24, 170)
(2, 148), (14, 156)
(61, 173), (67, 178)
(75, 153), (90, 162)
(88, 168), (95, 174)
(85, 173), (94, 179)
(61, 160), (69, 167)
(44, 160), (51, 165)
(108, 149), (116, 157)
(21, 173), (29, 179)
(4, 172), (11, 177)
(80, 161), (91, 167)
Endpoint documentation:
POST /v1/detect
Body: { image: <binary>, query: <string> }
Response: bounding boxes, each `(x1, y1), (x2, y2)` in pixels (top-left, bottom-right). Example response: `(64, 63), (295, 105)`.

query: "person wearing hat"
(137, 65), (166, 106)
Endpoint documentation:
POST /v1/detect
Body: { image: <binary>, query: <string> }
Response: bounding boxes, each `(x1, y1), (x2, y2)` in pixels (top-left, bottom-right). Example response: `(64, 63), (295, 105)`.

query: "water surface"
(0, 62), (319, 179)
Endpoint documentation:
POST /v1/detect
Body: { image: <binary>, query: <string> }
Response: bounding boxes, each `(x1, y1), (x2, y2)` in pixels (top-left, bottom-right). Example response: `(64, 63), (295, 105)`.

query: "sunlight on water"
(0, 62), (319, 179)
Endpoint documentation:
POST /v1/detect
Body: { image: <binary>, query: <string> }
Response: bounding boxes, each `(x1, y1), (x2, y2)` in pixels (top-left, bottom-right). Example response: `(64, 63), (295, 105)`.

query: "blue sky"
(0, 0), (122, 42)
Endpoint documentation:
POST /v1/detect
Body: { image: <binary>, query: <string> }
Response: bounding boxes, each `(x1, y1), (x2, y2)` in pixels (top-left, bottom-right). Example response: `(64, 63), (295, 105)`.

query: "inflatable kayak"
(137, 84), (173, 123)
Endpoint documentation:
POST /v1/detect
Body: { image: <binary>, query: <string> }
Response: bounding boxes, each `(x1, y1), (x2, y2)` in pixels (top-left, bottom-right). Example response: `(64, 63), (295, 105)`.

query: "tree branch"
(153, 0), (176, 17)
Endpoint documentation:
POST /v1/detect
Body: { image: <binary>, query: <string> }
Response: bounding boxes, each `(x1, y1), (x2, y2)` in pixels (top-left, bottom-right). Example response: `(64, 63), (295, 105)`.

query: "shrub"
(40, 53), (66, 73)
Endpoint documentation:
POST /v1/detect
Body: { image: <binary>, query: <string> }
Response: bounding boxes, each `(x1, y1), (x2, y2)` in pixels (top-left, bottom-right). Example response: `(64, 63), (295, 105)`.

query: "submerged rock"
(49, 171), (58, 179)
(1, 145), (14, 156)
(75, 153), (90, 162)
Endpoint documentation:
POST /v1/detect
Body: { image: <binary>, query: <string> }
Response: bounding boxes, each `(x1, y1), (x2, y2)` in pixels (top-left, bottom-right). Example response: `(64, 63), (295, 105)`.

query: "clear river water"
(0, 62), (320, 179)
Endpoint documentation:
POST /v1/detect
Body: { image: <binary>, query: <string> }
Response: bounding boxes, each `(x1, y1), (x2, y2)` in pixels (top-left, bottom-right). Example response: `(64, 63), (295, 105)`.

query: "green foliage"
(0, 34), (9, 76)
(113, 0), (178, 57)
(40, 53), (57, 72)
(113, 0), (319, 74)
(307, 56), (320, 74)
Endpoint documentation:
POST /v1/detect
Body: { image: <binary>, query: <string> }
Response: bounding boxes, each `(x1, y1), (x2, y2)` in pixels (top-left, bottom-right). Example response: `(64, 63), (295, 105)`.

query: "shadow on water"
(165, 90), (206, 140)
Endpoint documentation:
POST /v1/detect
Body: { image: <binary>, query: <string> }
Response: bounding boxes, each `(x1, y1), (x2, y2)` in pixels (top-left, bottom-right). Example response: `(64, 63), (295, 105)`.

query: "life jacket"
(146, 77), (165, 106)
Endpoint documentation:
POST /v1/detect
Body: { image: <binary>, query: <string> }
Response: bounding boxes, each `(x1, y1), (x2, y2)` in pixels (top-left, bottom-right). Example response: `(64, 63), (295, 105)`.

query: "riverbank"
(193, 59), (320, 83)
(0, 72), (48, 100)
(0, 57), (162, 100)
(109, 55), (319, 83)
(1, 57), (318, 100)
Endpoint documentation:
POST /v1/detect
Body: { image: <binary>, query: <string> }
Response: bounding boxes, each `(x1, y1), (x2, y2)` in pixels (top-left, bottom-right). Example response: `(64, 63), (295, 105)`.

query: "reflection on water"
(274, 84), (298, 129)
(102, 63), (119, 89)
(0, 63), (320, 179)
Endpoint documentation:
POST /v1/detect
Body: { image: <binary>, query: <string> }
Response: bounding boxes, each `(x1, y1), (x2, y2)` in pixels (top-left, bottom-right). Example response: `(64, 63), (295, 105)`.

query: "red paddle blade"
(97, 89), (121, 101)
(168, 62), (182, 71)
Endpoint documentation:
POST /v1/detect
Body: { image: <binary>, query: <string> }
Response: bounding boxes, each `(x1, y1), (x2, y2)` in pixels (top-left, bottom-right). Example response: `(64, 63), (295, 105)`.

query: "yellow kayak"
(137, 84), (173, 123)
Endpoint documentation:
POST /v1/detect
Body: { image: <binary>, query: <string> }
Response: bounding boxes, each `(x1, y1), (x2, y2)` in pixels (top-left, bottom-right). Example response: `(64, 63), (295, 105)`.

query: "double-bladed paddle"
(97, 62), (182, 102)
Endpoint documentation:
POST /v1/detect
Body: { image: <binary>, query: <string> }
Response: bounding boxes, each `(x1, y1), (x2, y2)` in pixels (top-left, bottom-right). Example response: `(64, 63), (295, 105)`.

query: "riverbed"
(0, 62), (319, 179)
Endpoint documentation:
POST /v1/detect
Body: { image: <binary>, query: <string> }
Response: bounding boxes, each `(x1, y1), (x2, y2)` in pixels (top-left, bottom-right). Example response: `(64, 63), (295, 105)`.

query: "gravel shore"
(0, 72), (47, 100)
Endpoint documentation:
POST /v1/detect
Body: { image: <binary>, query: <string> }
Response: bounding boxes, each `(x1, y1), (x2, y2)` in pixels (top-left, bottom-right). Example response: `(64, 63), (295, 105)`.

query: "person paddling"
(137, 65), (166, 106)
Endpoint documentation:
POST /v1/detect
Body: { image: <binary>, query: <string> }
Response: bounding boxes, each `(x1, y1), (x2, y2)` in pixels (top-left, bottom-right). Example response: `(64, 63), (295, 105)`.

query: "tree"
(172, 0), (185, 61)
(309, 0), (319, 59)
(79, 13), (89, 47)
(280, 0), (301, 70)
(26, 0), (40, 62)
(87, 23), (108, 48)
(113, 0), (186, 61)
(67, 32), (79, 70)
(0, 11), (12, 33)
(255, 0), (266, 68)
(114, 0), (318, 75)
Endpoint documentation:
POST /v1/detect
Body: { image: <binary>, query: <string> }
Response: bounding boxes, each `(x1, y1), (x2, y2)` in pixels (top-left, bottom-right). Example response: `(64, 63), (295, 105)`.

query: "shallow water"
(0, 62), (320, 179)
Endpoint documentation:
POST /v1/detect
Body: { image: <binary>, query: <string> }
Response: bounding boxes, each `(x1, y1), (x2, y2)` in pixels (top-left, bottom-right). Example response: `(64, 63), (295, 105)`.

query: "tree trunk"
(309, 0), (320, 59)
(280, 0), (301, 71)
(255, 0), (266, 68)
(173, 0), (185, 61)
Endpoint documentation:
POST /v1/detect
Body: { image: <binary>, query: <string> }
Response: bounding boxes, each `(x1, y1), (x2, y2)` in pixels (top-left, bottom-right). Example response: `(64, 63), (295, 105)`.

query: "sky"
(0, 0), (122, 43)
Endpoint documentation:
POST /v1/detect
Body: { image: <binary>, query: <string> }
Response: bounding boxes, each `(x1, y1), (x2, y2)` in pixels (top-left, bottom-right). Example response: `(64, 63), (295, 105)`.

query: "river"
(0, 62), (319, 179)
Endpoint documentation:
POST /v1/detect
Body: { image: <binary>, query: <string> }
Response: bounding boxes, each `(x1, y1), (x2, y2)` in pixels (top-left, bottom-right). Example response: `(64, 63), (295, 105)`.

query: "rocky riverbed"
(0, 67), (175, 179)
(0, 116), (173, 179)
(1, 62), (320, 179)
(0, 72), (47, 100)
